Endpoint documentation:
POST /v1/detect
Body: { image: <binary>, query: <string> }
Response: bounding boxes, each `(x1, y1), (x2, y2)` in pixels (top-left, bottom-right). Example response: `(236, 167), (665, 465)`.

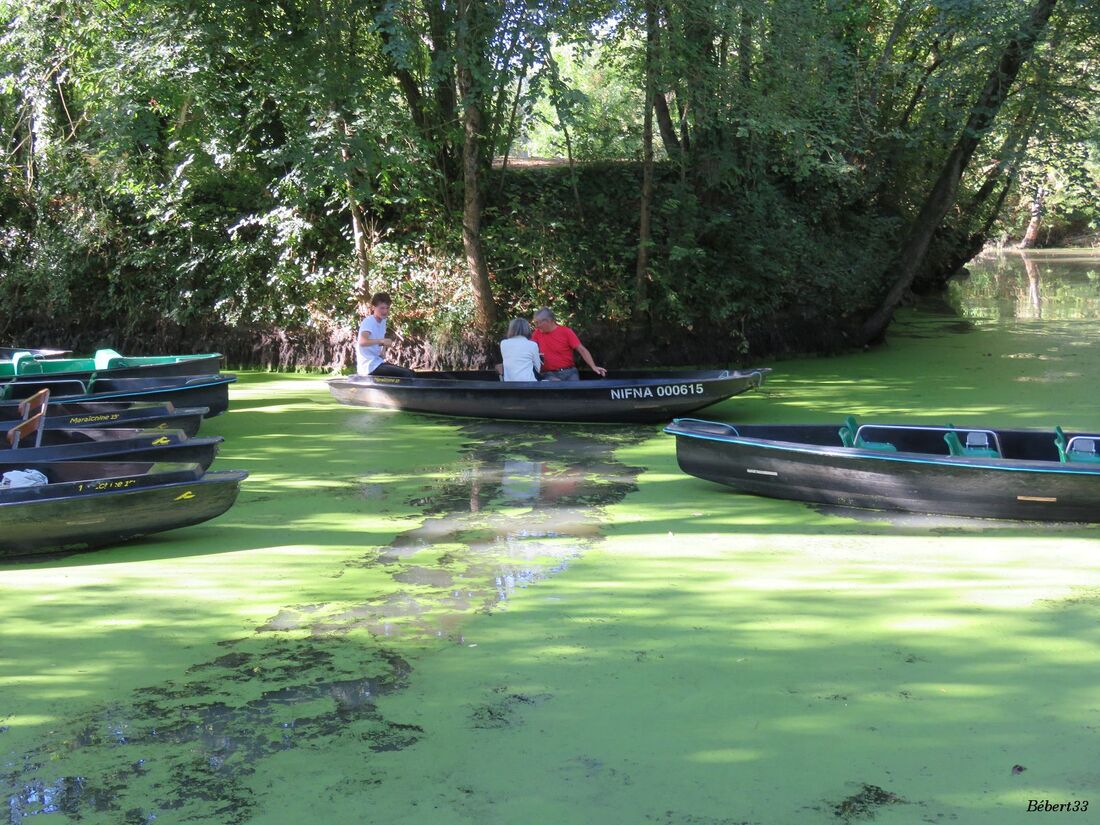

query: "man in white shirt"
(356, 293), (415, 377)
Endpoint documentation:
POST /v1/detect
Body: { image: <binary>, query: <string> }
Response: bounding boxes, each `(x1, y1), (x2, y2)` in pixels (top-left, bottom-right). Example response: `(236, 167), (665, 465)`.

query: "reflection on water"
(284, 421), (645, 640)
(4, 419), (648, 823)
(951, 248), (1100, 321)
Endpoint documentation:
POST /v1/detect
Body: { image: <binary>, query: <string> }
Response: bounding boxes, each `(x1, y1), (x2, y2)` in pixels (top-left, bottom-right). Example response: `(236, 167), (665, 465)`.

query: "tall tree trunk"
(1018, 183), (1046, 248)
(859, 0), (1058, 344)
(456, 0), (496, 332)
(654, 93), (681, 156)
(543, 46), (585, 222)
(636, 0), (658, 307)
(338, 120), (371, 298)
(738, 4), (753, 88)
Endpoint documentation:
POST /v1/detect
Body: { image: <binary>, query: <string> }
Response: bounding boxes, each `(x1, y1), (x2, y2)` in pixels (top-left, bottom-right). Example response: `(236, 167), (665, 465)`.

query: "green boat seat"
(839, 417), (896, 451)
(1055, 426), (1069, 462)
(94, 349), (124, 370)
(944, 430), (1000, 458)
(838, 415), (859, 447)
(1065, 436), (1100, 464)
(11, 351), (43, 375)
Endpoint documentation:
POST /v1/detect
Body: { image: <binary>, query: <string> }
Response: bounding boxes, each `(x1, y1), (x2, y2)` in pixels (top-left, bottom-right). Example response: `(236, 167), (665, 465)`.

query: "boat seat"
(6, 409), (45, 449)
(841, 418), (897, 452)
(94, 348), (124, 370)
(1064, 436), (1100, 464)
(11, 351), (43, 375)
(18, 388), (50, 421)
(944, 429), (1001, 458)
(1054, 426), (1071, 462)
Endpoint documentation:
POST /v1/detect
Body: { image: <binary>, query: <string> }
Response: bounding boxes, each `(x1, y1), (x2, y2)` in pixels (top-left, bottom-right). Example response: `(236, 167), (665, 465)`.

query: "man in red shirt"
(531, 308), (607, 381)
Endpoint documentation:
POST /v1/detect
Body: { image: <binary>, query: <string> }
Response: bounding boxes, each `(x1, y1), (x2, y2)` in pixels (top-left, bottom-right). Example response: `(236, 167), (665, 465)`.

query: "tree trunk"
(636, 0), (658, 307)
(654, 93), (681, 156)
(1018, 184), (1046, 248)
(456, 0), (497, 332)
(738, 4), (753, 88)
(859, 0), (1058, 344)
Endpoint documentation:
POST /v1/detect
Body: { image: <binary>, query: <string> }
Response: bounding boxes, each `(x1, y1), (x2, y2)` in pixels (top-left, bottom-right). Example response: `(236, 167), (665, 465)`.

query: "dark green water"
(3, 250), (1100, 824)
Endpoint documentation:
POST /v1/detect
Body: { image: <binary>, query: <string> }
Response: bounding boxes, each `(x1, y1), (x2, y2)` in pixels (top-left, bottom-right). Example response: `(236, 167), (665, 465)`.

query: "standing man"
(530, 307), (607, 381)
(357, 292), (416, 377)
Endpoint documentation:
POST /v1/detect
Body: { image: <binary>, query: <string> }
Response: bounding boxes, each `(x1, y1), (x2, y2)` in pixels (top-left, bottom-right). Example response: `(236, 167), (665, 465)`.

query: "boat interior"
(0, 461), (204, 487)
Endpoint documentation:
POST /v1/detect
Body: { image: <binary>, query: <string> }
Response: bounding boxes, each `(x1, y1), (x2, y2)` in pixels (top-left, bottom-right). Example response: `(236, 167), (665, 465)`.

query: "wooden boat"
(0, 461), (247, 556)
(0, 349), (222, 381)
(0, 403), (208, 437)
(665, 417), (1100, 522)
(328, 368), (770, 423)
(0, 424), (222, 469)
(0, 374), (235, 417)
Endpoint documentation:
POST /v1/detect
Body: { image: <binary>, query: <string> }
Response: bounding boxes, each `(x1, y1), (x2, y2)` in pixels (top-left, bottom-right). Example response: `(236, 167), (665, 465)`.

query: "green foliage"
(1, 0), (1096, 361)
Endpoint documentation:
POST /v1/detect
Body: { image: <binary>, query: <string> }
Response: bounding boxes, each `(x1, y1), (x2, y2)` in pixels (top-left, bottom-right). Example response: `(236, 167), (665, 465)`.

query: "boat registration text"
(610, 383), (705, 400)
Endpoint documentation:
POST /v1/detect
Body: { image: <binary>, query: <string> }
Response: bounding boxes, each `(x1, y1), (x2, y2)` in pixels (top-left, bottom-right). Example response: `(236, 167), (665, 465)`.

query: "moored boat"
(328, 368), (769, 423)
(0, 374), (235, 417)
(0, 461), (247, 556)
(0, 349), (222, 381)
(0, 426), (222, 469)
(0, 403), (208, 437)
(665, 417), (1100, 522)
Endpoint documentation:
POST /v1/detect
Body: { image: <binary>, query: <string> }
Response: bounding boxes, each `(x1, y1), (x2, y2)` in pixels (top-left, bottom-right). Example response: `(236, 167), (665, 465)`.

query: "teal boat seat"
(839, 416), (897, 451)
(944, 430), (1001, 458)
(838, 415), (859, 447)
(1065, 436), (1100, 464)
(94, 349), (124, 370)
(1055, 426), (1069, 462)
(11, 351), (43, 375)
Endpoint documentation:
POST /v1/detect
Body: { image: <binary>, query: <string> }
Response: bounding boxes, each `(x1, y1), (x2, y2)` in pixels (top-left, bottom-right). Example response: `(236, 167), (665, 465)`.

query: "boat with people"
(328, 368), (770, 423)
(0, 460), (247, 556)
(665, 416), (1100, 522)
(0, 349), (223, 381)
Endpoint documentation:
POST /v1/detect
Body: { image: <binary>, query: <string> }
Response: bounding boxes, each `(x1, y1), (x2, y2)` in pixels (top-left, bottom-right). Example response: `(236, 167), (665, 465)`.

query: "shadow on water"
(3, 418), (649, 823)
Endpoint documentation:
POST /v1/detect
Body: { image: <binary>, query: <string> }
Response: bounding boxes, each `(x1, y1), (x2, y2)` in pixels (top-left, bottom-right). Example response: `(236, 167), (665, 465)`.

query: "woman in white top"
(500, 318), (541, 382)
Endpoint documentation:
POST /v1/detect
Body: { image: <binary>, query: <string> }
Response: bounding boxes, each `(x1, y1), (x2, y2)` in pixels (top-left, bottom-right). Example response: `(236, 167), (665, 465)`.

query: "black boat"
(0, 403), (208, 437)
(665, 418), (1100, 522)
(1, 426), (222, 469)
(328, 368), (769, 423)
(0, 461), (247, 556)
(0, 374), (235, 417)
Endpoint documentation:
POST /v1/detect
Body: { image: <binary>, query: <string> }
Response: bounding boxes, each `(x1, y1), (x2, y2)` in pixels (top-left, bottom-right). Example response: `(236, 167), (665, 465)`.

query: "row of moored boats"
(1, 348), (245, 557)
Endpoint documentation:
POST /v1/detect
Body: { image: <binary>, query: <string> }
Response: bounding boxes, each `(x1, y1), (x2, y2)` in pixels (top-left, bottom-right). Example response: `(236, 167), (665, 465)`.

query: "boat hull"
(0, 469), (247, 556)
(0, 375), (234, 417)
(0, 405), (208, 437)
(0, 429), (221, 469)
(328, 369), (769, 423)
(667, 421), (1100, 522)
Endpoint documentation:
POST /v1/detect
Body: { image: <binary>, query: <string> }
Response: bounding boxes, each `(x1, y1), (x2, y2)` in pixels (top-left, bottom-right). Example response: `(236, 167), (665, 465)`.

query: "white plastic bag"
(1, 470), (49, 488)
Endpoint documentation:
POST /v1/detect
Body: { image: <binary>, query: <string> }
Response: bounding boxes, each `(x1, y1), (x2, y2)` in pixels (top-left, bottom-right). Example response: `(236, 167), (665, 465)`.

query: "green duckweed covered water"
(3, 252), (1100, 824)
